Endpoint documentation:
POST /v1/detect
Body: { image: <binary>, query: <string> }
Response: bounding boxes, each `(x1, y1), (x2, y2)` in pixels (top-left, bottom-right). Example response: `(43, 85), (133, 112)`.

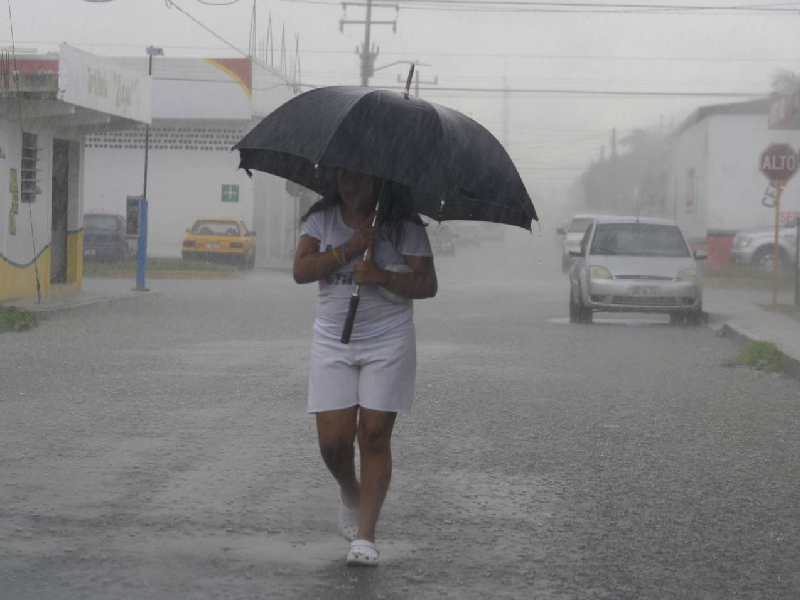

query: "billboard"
(58, 44), (151, 124)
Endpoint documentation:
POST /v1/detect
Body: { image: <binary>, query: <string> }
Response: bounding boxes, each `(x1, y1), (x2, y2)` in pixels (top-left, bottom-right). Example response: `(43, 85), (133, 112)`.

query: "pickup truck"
(731, 217), (799, 270)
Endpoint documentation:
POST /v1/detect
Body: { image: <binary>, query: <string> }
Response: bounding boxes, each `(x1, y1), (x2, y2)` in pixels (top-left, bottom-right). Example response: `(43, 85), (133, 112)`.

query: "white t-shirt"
(300, 205), (433, 341)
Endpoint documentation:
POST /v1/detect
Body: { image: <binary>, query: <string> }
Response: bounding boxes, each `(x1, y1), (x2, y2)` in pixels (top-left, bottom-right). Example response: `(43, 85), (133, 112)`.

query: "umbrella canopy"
(234, 86), (537, 229)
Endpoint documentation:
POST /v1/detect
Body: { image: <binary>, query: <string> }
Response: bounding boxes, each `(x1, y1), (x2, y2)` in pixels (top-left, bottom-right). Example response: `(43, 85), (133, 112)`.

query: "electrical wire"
(273, 0), (800, 13)
(163, 0), (249, 57)
(6, 0), (41, 303)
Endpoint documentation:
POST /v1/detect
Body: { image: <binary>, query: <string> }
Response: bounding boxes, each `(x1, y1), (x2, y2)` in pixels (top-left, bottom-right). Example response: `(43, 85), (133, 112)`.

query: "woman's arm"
(353, 253), (438, 299)
(292, 235), (341, 284)
(293, 225), (377, 284)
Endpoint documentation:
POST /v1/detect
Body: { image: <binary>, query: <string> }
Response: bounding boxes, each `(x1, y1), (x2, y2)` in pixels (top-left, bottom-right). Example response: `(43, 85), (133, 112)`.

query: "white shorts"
(307, 323), (417, 414)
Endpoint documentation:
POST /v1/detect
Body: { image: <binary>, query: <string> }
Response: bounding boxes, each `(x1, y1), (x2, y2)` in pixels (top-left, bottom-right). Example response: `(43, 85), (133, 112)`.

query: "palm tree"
(771, 69), (800, 96)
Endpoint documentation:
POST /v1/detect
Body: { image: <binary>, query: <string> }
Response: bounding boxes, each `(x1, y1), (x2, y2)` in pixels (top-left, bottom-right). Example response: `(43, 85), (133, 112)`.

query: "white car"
(568, 216), (706, 325)
(559, 214), (601, 272)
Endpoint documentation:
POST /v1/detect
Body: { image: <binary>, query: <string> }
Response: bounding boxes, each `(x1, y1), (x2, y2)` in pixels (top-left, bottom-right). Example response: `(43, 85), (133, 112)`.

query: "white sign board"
(58, 44), (151, 124)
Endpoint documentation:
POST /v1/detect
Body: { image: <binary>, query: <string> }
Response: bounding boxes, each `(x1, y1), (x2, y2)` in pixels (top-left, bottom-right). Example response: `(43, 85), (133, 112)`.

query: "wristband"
(332, 246), (344, 267)
(340, 243), (348, 263)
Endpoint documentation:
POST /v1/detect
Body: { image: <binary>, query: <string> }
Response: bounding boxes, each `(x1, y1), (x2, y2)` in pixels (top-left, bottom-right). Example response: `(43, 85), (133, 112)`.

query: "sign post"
(759, 143), (799, 306)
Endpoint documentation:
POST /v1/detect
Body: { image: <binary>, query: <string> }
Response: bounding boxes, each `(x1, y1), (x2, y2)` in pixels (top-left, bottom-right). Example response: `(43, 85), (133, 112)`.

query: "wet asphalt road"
(2, 236), (800, 599)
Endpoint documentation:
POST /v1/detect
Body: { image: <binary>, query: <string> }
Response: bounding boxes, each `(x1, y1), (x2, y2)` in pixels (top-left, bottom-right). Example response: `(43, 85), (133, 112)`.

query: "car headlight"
(735, 237), (753, 248)
(589, 266), (613, 280)
(676, 268), (698, 282)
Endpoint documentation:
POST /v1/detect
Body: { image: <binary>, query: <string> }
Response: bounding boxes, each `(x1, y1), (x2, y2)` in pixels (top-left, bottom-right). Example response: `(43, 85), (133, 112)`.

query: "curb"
(17, 291), (163, 317)
(707, 315), (800, 382)
(86, 271), (242, 280)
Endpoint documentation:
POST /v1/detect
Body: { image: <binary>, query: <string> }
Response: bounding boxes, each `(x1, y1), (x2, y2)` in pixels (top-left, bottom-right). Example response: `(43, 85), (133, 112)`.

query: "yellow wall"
(66, 229), (83, 287)
(0, 247), (51, 302)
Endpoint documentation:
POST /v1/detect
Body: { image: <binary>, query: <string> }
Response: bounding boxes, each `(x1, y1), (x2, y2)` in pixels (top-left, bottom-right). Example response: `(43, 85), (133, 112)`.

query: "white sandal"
(346, 539), (380, 566)
(338, 499), (359, 542)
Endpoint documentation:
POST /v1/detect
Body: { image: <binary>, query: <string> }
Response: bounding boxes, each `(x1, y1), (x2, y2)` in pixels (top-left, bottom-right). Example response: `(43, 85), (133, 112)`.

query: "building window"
(21, 132), (41, 203)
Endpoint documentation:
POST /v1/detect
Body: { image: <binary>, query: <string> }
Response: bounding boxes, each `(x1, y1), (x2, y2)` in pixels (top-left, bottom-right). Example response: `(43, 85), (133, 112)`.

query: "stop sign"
(760, 143), (799, 184)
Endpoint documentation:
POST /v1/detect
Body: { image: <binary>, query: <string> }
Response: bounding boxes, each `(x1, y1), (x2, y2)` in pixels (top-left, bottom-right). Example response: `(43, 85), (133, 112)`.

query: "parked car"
(568, 217), (705, 326)
(182, 218), (256, 269)
(83, 213), (129, 261)
(559, 213), (601, 272)
(731, 216), (799, 271)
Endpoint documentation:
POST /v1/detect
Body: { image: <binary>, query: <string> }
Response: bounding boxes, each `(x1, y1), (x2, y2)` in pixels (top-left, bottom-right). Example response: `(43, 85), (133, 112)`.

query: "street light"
(133, 46), (164, 292)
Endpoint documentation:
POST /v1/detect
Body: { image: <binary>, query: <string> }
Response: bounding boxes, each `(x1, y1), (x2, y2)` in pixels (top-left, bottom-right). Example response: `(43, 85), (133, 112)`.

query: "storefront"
(0, 44), (150, 301)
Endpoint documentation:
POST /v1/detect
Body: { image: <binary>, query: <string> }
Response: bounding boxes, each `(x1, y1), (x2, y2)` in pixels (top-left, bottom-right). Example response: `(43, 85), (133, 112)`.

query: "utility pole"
(134, 46), (163, 293)
(341, 1), (398, 86)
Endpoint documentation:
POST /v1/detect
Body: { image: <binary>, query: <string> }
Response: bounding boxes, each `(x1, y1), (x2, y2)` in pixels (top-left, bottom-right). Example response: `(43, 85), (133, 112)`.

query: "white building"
(667, 98), (800, 266)
(83, 56), (300, 266)
(1, 45), (150, 301)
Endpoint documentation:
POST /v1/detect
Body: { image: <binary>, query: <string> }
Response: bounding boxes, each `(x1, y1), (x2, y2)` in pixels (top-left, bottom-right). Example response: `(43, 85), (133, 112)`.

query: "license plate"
(206, 243), (220, 249)
(631, 286), (655, 297)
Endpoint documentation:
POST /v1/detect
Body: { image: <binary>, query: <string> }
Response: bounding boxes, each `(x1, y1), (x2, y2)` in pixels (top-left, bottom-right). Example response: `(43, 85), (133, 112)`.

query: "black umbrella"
(234, 82), (537, 342)
(234, 86), (537, 229)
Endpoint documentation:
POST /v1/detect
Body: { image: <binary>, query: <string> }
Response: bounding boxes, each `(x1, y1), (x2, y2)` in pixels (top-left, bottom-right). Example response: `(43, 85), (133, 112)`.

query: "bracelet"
(332, 246), (344, 267)
(340, 243), (348, 263)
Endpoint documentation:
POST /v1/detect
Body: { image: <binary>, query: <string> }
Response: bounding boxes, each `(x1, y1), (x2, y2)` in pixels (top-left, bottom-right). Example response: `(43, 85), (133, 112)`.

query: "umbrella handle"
(341, 292), (361, 344)
(340, 197), (382, 345)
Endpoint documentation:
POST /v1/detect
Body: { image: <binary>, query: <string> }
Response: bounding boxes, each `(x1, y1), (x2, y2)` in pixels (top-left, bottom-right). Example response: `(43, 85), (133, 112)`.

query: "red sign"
(760, 143), (799, 184)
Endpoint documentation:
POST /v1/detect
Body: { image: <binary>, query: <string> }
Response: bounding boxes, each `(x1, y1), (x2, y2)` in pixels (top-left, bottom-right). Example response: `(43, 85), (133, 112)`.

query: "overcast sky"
(5, 0), (800, 220)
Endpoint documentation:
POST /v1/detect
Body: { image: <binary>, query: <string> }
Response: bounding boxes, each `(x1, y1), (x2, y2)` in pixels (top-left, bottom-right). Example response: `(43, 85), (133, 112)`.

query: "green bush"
(0, 307), (38, 333)
(725, 341), (784, 373)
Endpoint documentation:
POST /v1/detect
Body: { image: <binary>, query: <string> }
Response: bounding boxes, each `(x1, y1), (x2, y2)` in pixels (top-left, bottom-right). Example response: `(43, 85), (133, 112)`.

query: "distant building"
(82, 55), (301, 266)
(667, 97), (800, 267)
(0, 45), (150, 301)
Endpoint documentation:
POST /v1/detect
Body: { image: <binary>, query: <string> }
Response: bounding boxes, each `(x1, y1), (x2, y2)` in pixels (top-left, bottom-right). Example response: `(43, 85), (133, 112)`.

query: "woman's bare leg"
(356, 407), (397, 542)
(316, 407), (360, 508)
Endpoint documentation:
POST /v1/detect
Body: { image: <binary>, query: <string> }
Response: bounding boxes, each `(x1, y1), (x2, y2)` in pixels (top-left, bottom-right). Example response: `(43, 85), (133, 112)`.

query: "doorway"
(51, 139), (70, 283)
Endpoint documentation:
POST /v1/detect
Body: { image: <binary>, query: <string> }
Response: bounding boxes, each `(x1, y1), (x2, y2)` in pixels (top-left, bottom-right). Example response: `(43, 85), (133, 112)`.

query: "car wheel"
(574, 290), (592, 324)
(246, 253), (256, 270)
(669, 312), (685, 326)
(686, 307), (703, 327)
(569, 289), (579, 323)
(181, 251), (189, 261)
(753, 246), (787, 271)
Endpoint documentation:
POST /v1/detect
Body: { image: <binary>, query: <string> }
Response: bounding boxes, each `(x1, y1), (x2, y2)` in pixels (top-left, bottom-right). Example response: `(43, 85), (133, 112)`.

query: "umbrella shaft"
(351, 201), (380, 300)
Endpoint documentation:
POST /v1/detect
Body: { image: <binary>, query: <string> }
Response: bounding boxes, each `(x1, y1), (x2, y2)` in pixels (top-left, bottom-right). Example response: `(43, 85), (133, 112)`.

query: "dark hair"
(300, 178), (424, 249)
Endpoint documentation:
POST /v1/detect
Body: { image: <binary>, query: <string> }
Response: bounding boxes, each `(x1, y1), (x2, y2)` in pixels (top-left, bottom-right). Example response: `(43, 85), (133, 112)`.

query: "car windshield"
(590, 223), (690, 257)
(191, 221), (240, 236)
(567, 218), (594, 234)
(84, 215), (118, 231)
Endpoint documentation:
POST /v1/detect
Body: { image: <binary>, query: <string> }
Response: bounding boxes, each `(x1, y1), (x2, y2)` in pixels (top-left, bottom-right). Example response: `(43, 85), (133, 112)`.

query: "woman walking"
(293, 168), (438, 566)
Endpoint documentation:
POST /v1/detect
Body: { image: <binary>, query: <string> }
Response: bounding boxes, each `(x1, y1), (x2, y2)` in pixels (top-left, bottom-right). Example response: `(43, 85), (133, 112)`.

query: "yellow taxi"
(182, 218), (256, 269)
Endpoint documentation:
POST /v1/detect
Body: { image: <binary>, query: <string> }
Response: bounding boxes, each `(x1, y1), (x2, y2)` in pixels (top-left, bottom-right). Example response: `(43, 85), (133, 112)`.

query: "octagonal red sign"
(760, 143), (799, 184)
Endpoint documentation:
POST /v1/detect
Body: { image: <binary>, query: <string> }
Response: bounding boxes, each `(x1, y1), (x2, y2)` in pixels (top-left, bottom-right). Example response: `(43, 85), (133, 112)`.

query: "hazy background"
(5, 0), (800, 225)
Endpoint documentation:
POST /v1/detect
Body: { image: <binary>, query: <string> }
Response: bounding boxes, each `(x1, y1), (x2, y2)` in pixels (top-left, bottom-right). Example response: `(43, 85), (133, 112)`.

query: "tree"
(771, 69), (800, 96)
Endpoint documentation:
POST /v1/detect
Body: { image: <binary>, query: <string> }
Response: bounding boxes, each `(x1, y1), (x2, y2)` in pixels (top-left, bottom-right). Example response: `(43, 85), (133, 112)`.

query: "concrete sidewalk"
(704, 286), (800, 380)
(1, 277), (160, 316)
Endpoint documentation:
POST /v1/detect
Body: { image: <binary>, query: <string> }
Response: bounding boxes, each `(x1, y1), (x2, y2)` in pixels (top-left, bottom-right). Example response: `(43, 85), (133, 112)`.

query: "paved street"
(2, 235), (800, 599)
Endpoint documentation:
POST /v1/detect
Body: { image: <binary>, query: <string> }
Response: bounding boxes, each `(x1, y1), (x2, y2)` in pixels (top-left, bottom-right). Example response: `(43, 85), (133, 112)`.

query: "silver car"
(568, 217), (706, 325)
(559, 214), (601, 272)
(731, 216), (799, 271)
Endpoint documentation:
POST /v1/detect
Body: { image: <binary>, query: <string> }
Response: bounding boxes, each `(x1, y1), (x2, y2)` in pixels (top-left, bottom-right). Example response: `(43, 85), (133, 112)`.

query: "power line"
(6, 39), (799, 67)
(163, 0), (249, 57)
(316, 83), (765, 97)
(272, 0), (800, 13)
